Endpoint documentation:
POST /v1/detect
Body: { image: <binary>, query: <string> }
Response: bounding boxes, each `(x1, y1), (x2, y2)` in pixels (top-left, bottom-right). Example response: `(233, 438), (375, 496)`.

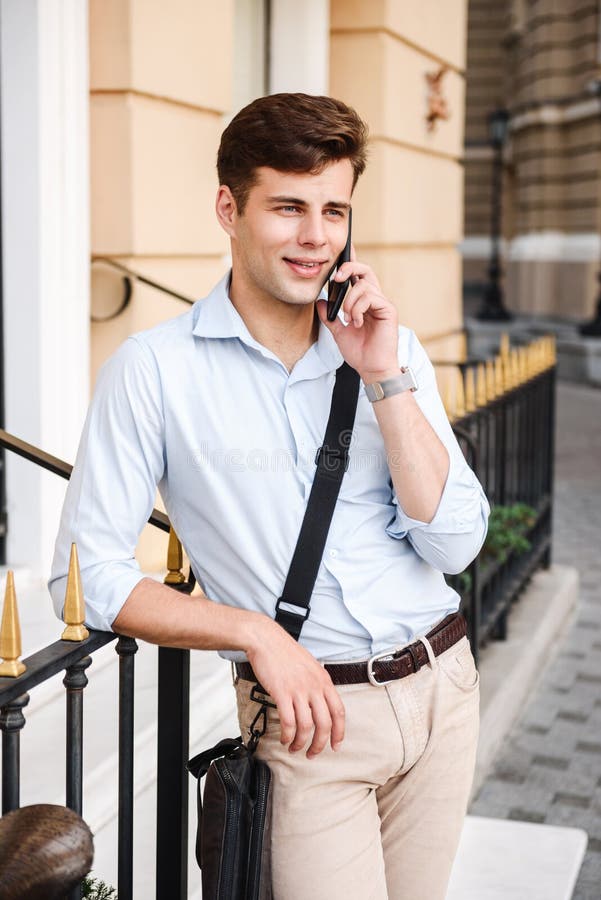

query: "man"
(51, 93), (489, 899)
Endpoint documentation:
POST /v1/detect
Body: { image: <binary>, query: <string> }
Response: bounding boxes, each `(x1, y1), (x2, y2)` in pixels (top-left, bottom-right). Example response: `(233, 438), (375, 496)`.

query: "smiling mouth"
(283, 258), (328, 276)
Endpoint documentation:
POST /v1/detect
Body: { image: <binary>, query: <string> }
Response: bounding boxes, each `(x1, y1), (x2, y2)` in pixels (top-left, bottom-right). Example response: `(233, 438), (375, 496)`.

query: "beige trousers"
(235, 635), (480, 900)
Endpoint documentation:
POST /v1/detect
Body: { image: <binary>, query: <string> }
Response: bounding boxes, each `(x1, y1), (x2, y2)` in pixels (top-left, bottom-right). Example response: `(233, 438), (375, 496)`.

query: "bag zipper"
(245, 761), (271, 899)
(216, 757), (241, 900)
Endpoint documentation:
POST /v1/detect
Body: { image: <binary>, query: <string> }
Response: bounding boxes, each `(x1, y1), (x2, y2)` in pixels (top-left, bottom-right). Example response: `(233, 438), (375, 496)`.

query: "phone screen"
(326, 209), (352, 322)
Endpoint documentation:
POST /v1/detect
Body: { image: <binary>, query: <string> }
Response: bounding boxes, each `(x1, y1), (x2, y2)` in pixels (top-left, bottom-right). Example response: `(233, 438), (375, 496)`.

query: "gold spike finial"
(518, 346), (528, 383)
(0, 571), (26, 677)
(494, 355), (505, 395)
(525, 343), (535, 378)
(464, 367), (476, 413)
(502, 355), (512, 391)
(164, 528), (186, 586)
(61, 544), (90, 642)
(499, 332), (510, 359)
(442, 369), (456, 422)
(485, 358), (496, 401)
(455, 367), (466, 418)
(511, 348), (520, 387)
(476, 363), (487, 407)
(544, 336), (552, 367)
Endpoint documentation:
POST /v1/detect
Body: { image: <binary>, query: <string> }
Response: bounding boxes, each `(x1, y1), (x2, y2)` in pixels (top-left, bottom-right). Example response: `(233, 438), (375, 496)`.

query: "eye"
(278, 205), (301, 214)
(325, 209), (345, 218)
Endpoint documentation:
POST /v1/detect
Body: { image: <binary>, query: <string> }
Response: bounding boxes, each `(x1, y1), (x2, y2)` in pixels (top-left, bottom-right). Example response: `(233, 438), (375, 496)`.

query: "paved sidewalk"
(469, 381), (601, 899)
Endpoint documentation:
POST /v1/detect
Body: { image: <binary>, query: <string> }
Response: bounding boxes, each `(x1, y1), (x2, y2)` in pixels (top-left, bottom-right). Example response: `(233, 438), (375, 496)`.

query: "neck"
(228, 273), (319, 372)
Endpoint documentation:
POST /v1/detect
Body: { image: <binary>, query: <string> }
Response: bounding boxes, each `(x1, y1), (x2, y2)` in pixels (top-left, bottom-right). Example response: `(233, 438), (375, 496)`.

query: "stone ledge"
(448, 815), (588, 900)
(474, 563), (579, 796)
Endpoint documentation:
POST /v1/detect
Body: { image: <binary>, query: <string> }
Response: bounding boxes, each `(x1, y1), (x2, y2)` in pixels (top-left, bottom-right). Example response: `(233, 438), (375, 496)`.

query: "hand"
(316, 252), (400, 383)
(245, 617), (345, 758)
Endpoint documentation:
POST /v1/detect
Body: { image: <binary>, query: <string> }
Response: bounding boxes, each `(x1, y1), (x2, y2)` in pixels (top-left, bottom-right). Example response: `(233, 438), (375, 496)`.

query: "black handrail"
(0, 632), (116, 707)
(0, 428), (170, 533)
(0, 425), (187, 899)
(91, 257), (196, 322)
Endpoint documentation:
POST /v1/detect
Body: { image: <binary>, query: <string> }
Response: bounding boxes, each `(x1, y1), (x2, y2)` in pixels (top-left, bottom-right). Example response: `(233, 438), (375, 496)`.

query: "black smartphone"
(326, 209), (353, 322)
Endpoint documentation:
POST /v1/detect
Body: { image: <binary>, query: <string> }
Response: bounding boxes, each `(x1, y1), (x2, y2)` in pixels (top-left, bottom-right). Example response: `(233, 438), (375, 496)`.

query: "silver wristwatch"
(364, 367), (418, 402)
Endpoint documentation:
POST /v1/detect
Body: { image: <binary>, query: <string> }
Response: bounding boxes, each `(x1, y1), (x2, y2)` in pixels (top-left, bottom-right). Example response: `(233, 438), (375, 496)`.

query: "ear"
(215, 185), (238, 237)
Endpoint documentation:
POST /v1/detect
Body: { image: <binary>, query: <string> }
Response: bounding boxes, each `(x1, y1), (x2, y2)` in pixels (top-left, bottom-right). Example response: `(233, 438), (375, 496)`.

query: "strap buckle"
(314, 445), (350, 473)
(275, 598), (311, 621)
(367, 649), (400, 687)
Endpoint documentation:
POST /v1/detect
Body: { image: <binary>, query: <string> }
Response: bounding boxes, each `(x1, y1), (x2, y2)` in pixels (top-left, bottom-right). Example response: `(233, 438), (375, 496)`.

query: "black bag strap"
(274, 361), (360, 641)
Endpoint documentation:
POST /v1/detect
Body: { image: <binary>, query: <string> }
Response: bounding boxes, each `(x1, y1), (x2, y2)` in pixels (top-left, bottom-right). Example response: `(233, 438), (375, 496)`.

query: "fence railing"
(435, 334), (556, 661)
(0, 429), (191, 900)
(0, 332), (556, 897)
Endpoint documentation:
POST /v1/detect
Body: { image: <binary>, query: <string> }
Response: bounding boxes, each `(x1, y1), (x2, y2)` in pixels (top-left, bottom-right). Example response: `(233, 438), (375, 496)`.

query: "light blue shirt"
(49, 274), (489, 662)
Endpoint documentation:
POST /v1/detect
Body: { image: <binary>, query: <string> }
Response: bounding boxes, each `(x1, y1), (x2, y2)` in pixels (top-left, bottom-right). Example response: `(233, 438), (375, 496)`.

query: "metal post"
(64, 657), (91, 900)
(477, 109), (513, 321)
(117, 636), (137, 900)
(0, 693), (29, 813)
(156, 646), (190, 900)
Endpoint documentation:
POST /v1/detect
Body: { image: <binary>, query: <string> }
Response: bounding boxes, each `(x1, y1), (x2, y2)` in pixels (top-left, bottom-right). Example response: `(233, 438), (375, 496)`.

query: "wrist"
(244, 610), (279, 658)
(359, 366), (401, 384)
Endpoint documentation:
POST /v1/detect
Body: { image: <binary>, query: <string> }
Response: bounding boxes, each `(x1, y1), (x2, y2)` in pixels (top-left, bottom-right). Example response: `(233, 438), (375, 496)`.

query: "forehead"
(250, 159), (354, 204)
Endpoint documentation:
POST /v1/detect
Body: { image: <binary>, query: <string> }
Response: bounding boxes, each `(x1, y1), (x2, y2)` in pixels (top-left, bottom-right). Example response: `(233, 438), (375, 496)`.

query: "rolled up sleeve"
(48, 337), (166, 631)
(385, 330), (490, 574)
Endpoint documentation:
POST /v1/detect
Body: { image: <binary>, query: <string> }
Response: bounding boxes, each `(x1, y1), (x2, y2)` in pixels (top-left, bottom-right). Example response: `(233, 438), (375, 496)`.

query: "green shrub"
(481, 502), (536, 565)
(82, 875), (117, 899)
(453, 503), (537, 597)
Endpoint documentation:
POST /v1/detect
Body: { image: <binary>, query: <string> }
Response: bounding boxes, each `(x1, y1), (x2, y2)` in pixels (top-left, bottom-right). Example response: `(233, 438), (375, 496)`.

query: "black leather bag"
(187, 362), (360, 900)
(187, 734), (272, 900)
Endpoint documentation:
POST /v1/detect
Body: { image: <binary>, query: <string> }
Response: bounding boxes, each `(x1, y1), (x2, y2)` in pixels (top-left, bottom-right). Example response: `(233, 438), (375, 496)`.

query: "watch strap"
(364, 367), (417, 402)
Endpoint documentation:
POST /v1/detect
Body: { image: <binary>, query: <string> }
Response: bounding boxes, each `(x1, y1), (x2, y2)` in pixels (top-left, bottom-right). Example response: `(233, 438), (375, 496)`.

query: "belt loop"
(418, 635), (437, 670)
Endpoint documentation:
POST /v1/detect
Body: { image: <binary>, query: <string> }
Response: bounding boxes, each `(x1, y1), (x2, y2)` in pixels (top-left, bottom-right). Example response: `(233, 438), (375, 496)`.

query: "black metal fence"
(0, 428), (190, 900)
(438, 337), (556, 663)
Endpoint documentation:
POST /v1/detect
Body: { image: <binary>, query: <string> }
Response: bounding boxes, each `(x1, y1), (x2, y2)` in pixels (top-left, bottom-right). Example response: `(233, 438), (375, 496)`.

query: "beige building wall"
(89, 0), (234, 570)
(89, 0), (232, 381)
(330, 0), (468, 361)
(464, 0), (601, 320)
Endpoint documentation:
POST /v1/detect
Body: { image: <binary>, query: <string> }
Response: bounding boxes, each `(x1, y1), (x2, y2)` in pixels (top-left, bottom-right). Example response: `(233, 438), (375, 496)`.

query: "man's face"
(224, 159), (354, 310)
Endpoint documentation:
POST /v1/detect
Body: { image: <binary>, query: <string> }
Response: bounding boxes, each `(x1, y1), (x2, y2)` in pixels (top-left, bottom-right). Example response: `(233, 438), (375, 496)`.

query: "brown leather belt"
(235, 612), (467, 687)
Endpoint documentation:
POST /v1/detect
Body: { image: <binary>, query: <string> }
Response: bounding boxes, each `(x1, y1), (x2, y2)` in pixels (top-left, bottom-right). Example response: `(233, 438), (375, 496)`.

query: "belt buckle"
(367, 649), (399, 686)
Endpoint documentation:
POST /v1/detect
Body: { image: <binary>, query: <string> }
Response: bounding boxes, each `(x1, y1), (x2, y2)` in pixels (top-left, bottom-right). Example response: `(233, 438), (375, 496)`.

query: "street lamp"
(477, 108), (513, 321)
(580, 79), (601, 336)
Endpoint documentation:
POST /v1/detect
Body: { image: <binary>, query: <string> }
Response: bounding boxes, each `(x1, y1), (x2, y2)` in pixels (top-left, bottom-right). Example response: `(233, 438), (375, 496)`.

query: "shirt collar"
(192, 270), (344, 377)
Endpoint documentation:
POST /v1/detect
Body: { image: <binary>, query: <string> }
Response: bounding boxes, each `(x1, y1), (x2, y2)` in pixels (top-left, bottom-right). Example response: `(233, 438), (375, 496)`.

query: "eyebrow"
(266, 195), (351, 210)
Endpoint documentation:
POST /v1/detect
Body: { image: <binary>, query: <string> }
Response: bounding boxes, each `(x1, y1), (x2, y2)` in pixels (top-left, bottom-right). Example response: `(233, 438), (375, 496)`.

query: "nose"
(297, 212), (327, 247)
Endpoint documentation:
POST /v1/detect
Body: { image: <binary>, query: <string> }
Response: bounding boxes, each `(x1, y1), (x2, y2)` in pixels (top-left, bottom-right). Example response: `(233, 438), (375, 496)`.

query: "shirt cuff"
(385, 457), (489, 540)
(49, 561), (146, 633)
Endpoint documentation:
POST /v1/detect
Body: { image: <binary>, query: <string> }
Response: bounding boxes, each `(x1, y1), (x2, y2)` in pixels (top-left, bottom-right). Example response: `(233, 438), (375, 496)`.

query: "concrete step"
(448, 816), (588, 900)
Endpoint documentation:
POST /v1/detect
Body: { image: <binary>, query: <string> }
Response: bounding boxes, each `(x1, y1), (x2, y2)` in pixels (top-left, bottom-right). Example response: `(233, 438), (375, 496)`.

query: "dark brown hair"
(217, 93), (368, 212)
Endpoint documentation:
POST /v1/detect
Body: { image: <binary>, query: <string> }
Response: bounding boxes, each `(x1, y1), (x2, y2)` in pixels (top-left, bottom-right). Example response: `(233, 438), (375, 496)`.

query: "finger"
(342, 282), (387, 323)
(327, 689), (346, 750)
(343, 293), (374, 328)
(306, 699), (333, 759)
(316, 298), (348, 338)
(336, 260), (380, 289)
(289, 699), (314, 753)
(276, 696), (297, 747)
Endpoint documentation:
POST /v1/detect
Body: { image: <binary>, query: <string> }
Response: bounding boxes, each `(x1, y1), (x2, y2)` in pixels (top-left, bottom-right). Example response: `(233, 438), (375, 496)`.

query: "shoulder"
(130, 306), (198, 358)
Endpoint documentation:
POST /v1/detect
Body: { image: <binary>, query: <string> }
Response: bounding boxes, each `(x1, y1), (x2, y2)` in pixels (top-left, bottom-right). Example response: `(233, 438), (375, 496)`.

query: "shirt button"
(329, 549), (338, 558)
